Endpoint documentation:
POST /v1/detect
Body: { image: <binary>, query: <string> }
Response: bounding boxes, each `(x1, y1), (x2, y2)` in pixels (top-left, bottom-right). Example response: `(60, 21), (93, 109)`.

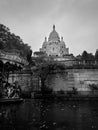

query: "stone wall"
(73, 69), (98, 95)
(46, 69), (98, 92)
(8, 69), (98, 95)
(8, 72), (40, 92)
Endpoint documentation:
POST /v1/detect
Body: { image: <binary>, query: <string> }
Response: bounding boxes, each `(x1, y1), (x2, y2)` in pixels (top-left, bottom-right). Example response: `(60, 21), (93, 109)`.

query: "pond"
(0, 99), (98, 130)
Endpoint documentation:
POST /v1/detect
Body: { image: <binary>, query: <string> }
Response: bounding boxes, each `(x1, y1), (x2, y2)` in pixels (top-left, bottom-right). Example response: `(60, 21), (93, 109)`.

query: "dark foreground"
(0, 99), (98, 130)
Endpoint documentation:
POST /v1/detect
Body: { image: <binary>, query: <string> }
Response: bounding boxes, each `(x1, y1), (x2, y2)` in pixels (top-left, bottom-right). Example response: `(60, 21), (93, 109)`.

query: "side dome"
(42, 37), (47, 47)
(48, 25), (60, 42)
(60, 37), (66, 47)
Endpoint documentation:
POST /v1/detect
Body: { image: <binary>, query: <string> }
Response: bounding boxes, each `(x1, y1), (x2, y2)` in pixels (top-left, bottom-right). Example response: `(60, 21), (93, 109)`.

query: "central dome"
(48, 25), (60, 42)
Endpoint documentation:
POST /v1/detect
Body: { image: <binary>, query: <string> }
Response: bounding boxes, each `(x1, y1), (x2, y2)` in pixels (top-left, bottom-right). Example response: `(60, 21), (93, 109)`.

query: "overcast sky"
(0, 0), (98, 55)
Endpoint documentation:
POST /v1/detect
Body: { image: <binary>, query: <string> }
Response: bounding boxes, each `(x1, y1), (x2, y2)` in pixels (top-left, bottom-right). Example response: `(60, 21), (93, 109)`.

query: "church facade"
(40, 25), (69, 57)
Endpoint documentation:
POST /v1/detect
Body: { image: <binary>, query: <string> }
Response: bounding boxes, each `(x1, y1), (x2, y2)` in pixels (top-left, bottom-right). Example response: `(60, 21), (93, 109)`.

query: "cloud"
(0, 0), (98, 55)
(0, 0), (58, 20)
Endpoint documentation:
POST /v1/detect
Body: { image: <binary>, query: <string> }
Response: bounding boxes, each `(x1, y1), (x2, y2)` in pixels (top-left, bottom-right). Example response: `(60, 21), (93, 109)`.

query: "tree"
(27, 50), (32, 63)
(82, 51), (88, 60)
(95, 50), (98, 61)
(34, 61), (66, 94)
(0, 23), (32, 62)
(88, 53), (94, 60)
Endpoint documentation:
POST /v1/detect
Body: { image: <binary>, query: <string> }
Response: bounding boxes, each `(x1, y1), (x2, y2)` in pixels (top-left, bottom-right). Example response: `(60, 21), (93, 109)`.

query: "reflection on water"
(0, 99), (98, 130)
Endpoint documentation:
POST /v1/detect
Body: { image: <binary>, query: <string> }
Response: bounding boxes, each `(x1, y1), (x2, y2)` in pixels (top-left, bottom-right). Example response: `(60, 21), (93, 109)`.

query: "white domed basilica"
(40, 25), (69, 57)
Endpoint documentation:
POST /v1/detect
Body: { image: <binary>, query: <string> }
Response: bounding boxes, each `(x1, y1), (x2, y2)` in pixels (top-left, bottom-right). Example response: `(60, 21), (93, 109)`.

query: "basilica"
(33, 25), (75, 65)
(40, 25), (69, 57)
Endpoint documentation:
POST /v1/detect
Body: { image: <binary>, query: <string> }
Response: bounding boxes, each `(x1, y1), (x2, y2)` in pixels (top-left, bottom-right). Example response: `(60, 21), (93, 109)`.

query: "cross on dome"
(53, 25), (55, 31)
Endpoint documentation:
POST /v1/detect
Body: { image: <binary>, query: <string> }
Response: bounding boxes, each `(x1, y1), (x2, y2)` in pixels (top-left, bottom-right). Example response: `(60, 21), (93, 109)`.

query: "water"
(0, 99), (98, 130)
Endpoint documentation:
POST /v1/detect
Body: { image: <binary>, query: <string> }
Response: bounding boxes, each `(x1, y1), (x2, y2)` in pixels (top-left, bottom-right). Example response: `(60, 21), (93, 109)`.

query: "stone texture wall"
(8, 72), (40, 92)
(8, 69), (98, 95)
(73, 69), (98, 95)
(73, 69), (98, 90)
(46, 69), (98, 92)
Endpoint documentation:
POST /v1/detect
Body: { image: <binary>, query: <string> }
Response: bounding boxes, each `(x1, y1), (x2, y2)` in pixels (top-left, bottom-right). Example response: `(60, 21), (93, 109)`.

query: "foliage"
(82, 51), (94, 61)
(66, 87), (78, 95)
(34, 60), (66, 93)
(82, 51), (88, 60)
(95, 50), (98, 61)
(0, 24), (32, 62)
(41, 86), (53, 94)
(89, 84), (98, 90)
(36, 61), (66, 81)
(27, 50), (32, 63)
(76, 50), (97, 66)
(57, 90), (65, 94)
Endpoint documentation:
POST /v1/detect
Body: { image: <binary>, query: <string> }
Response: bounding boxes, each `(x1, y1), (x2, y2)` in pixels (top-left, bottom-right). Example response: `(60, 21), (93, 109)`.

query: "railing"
(59, 60), (98, 69)
(0, 50), (28, 65)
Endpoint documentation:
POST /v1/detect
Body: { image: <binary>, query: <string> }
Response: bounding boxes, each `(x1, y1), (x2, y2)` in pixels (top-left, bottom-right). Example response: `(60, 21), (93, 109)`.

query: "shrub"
(57, 90), (65, 94)
(89, 84), (98, 90)
(41, 86), (53, 94)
